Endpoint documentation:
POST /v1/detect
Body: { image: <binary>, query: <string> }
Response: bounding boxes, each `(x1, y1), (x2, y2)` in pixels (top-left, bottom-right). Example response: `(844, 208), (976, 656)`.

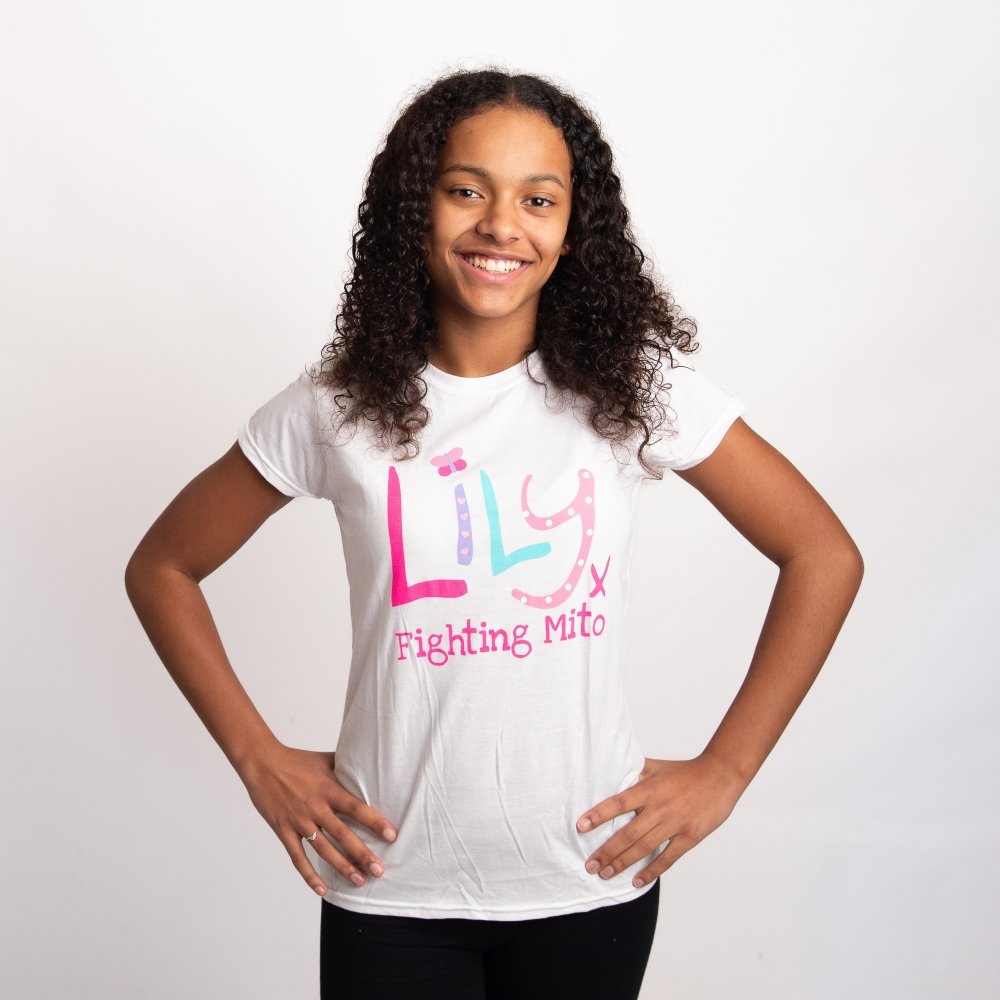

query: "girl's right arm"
(124, 442), (397, 896)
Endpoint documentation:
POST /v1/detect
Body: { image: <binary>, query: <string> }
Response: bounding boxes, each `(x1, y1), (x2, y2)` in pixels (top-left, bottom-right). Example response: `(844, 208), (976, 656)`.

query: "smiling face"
(421, 104), (573, 347)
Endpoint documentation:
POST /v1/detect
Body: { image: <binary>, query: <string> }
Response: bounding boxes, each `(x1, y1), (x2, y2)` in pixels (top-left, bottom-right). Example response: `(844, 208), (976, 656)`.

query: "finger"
(588, 820), (671, 882)
(582, 813), (661, 877)
(329, 787), (398, 843)
(630, 835), (692, 887)
(276, 828), (343, 895)
(316, 809), (388, 879)
(576, 788), (640, 833)
(296, 824), (372, 887)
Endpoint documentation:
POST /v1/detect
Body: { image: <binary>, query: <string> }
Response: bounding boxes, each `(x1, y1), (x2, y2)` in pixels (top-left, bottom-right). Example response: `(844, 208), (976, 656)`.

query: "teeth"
(463, 254), (525, 273)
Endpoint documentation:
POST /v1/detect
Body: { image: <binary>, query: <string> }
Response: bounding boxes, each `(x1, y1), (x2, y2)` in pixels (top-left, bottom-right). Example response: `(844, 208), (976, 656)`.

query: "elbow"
(124, 542), (162, 604)
(851, 543), (865, 594)
(780, 527), (864, 594)
(828, 530), (865, 598)
(839, 526), (864, 580)
(123, 549), (146, 605)
(851, 540), (865, 583)
(124, 544), (197, 604)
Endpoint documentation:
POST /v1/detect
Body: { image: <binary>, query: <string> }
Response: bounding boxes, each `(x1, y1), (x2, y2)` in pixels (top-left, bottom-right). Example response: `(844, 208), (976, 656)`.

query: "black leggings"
(320, 878), (659, 999)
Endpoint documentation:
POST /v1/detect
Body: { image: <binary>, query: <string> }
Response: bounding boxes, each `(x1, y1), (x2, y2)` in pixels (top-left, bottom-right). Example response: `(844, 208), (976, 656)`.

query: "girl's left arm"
(576, 417), (864, 888)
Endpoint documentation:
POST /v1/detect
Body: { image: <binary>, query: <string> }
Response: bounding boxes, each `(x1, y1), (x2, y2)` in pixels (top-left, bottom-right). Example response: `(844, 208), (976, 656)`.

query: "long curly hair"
(314, 66), (700, 479)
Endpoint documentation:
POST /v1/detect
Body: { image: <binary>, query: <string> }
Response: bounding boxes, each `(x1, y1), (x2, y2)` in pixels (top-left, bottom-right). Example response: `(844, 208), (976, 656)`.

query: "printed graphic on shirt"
(430, 448), (475, 566)
(387, 446), (608, 668)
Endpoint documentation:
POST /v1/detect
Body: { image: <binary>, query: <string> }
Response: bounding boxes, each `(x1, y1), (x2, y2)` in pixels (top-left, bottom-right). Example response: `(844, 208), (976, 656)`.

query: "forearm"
(701, 539), (864, 791)
(124, 561), (284, 778)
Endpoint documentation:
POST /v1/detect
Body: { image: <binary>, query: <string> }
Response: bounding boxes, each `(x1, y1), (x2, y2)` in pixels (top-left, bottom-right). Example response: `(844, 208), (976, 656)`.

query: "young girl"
(125, 68), (863, 999)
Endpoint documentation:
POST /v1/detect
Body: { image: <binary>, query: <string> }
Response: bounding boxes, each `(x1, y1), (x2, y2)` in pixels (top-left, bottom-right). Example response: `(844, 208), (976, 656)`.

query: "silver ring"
(306, 830), (319, 842)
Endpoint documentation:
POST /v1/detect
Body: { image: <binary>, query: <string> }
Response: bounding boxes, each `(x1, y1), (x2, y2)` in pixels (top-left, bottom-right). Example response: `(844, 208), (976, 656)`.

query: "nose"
(475, 196), (521, 245)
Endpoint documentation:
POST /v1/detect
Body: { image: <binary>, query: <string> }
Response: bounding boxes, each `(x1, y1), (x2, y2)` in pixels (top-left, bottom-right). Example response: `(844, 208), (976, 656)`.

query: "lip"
(455, 251), (532, 284)
(458, 249), (530, 262)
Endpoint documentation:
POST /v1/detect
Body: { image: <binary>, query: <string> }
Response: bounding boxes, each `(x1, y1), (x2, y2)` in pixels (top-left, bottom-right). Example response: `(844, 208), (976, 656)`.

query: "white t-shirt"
(237, 349), (744, 921)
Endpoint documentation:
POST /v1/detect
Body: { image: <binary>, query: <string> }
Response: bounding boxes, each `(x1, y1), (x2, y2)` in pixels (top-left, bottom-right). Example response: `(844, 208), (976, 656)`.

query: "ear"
(560, 242), (571, 256)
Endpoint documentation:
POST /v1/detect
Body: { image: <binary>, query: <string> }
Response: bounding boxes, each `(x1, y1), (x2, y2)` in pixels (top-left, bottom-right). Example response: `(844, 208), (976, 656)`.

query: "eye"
(450, 188), (482, 199)
(526, 196), (555, 208)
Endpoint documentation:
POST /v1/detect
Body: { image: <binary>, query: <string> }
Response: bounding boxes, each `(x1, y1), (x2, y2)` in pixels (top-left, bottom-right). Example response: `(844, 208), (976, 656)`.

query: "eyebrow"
(440, 163), (567, 191)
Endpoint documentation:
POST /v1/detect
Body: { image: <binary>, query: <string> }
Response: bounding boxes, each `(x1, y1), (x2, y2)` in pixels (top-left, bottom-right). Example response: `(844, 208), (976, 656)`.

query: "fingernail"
(314, 884), (327, 895)
(383, 827), (397, 842)
(578, 817), (592, 831)
(600, 865), (614, 879)
(350, 872), (365, 886)
(633, 877), (645, 888)
(369, 862), (384, 877)
(586, 859), (600, 874)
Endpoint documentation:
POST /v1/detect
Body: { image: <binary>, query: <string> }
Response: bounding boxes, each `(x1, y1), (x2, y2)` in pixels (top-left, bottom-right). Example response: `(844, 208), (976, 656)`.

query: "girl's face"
(422, 104), (573, 335)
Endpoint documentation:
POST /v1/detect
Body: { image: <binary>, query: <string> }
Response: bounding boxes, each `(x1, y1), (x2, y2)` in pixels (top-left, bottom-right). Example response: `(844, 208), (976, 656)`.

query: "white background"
(2, 1), (997, 997)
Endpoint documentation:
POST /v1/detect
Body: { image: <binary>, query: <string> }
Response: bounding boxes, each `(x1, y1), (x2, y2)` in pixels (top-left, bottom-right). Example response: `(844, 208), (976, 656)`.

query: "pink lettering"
(387, 467), (467, 606)
(512, 469), (595, 609)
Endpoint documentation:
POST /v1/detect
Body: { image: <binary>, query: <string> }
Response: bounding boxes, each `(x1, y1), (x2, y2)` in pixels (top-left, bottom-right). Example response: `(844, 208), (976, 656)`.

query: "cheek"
(427, 198), (461, 237)
(420, 224), (448, 265)
(543, 238), (568, 267)
(425, 222), (457, 261)
(538, 221), (571, 257)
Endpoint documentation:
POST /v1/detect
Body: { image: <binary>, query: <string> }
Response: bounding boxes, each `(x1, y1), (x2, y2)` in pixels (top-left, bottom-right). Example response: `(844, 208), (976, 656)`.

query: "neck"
(426, 302), (537, 378)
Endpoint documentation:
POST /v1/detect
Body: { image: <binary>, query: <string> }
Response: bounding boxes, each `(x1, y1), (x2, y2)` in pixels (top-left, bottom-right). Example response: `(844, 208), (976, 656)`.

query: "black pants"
(320, 878), (660, 999)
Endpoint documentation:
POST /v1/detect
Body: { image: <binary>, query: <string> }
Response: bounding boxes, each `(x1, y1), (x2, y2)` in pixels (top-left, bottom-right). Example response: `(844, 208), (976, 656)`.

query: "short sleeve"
(237, 368), (331, 501)
(642, 358), (746, 474)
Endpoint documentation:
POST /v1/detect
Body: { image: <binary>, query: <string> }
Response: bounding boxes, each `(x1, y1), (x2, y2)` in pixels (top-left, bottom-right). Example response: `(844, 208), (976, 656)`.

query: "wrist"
(228, 733), (286, 782)
(699, 747), (755, 797)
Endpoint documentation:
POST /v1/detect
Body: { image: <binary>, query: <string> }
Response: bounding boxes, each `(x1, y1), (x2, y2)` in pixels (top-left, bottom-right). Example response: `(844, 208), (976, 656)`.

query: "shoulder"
(643, 350), (747, 473)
